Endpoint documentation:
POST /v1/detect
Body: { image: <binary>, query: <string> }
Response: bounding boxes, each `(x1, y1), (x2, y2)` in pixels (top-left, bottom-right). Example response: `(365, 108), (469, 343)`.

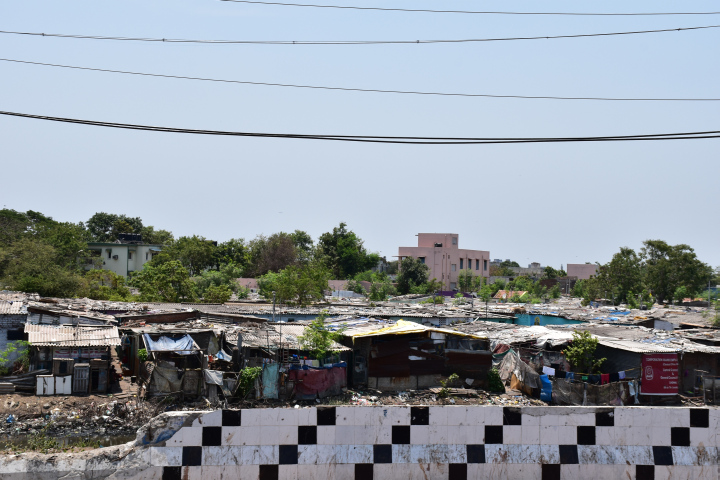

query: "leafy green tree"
(215, 238), (247, 269)
(131, 260), (197, 302)
(396, 257), (430, 295)
(345, 279), (366, 295)
(572, 279), (586, 298)
(140, 226), (174, 245)
(290, 230), (314, 264)
(153, 235), (217, 276)
(369, 275), (396, 301)
(543, 266), (559, 279)
(204, 284), (233, 303)
(563, 330), (606, 374)
(298, 311), (345, 361)
(316, 223), (379, 279)
(642, 240), (712, 305)
(86, 212), (143, 242)
(457, 269), (476, 292)
(244, 233), (298, 277)
(550, 284), (561, 299)
(84, 270), (132, 301)
(386, 260), (399, 275)
(257, 262), (331, 306)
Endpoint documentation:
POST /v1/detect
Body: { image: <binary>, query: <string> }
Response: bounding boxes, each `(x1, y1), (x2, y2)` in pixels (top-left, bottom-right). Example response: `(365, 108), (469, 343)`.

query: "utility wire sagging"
(0, 110), (719, 145)
(2, 58), (719, 102)
(2, 25), (719, 45)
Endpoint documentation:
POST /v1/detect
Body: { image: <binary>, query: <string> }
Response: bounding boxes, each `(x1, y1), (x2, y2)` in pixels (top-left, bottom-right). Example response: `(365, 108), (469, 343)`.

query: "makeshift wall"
(288, 364), (346, 400)
(5, 406), (719, 479)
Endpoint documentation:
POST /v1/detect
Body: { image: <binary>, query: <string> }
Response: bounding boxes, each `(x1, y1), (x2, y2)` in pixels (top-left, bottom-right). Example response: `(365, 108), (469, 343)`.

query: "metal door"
(73, 365), (89, 393)
(55, 376), (72, 395)
(36, 375), (54, 395)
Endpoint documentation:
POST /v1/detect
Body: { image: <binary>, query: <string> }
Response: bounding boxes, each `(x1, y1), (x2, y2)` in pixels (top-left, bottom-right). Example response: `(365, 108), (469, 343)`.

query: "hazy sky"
(2, 0), (718, 270)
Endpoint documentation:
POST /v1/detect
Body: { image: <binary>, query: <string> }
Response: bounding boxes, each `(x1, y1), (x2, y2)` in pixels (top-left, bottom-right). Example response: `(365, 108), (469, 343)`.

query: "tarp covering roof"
(143, 333), (199, 354)
(25, 324), (120, 347)
(350, 319), (487, 340)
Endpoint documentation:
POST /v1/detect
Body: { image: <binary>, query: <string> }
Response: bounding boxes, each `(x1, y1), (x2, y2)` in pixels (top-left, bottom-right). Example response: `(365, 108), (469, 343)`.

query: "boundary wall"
(1, 406), (719, 479)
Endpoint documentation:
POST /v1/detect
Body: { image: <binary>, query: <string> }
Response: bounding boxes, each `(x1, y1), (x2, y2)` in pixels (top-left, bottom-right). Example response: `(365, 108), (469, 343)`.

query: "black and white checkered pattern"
(156, 406), (717, 480)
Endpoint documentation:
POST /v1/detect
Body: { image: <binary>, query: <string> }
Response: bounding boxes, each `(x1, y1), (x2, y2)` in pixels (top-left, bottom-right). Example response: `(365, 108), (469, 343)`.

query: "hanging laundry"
(601, 374), (610, 385)
(609, 372), (620, 383)
(588, 375), (601, 385)
(542, 366), (556, 376)
(618, 371), (626, 379)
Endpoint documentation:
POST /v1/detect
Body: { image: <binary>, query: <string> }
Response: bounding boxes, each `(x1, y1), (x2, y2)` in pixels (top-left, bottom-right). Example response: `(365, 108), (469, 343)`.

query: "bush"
(487, 368), (504, 393)
(236, 367), (262, 398)
(138, 348), (148, 362)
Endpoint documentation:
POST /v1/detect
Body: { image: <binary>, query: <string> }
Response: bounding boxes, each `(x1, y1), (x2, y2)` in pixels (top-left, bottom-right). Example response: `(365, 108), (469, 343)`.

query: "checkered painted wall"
(154, 406), (720, 480)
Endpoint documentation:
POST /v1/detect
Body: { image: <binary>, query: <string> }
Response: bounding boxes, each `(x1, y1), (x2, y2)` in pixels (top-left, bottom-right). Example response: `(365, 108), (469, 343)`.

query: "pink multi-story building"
(398, 233), (490, 290)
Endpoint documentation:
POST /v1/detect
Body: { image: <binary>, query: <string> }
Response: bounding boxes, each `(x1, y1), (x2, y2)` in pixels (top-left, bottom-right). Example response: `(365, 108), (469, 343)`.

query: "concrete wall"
(567, 264), (598, 280)
(86, 244), (161, 277)
(3, 406), (720, 479)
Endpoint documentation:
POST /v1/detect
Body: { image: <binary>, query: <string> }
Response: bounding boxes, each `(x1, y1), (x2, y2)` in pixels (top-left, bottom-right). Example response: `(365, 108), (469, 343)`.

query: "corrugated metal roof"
(0, 301), (25, 315)
(597, 339), (720, 354)
(24, 324), (120, 347)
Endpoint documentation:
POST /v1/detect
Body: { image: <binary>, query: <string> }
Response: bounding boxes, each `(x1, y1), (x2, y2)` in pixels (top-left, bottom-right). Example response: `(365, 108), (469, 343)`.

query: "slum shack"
(236, 323), (351, 400)
(336, 319), (491, 391)
(136, 329), (221, 398)
(25, 323), (120, 395)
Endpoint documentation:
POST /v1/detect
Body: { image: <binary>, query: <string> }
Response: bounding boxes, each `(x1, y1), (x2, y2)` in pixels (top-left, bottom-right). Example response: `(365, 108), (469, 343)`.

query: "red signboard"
(641, 353), (679, 395)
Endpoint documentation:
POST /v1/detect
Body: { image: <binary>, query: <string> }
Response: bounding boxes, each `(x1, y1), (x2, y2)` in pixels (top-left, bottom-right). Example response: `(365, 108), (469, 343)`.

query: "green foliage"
(86, 212), (143, 243)
(345, 279), (366, 295)
(369, 276), (396, 301)
(204, 284), (233, 303)
(138, 348), (148, 362)
(563, 331), (606, 374)
(550, 284), (561, 299)
(457, 269), (475, 292)
(139, 226), (174, 245)
(298, 311), (345, 361)
(396, 257), (430, 295)
(438, 373), (459, 398)
(0, 340), (29, 375)
(236, 367), (263, 399)
(84, 270), (132, 301)
(131, 260), (197, 302)
(236, 285), (250, 299)
(386, 260), (399, 275)
(642, 240), (712, 305)
(487, 367), (504, 393)
(572, 279), (586, 298)
(316, 222), (379, 279)
(258, 262), (331, 306)
(478, 284), (494, 303)
(153, 235), (217, 276)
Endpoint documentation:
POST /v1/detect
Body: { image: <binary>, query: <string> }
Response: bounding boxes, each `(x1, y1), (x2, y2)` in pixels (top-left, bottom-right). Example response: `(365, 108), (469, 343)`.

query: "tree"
(204, 284), (233, 303)
(140, 226), (174, 245)
(563, 330), (606, 374)
(316, 223), (379, 279)
(86, 212), (143, 242)
(543, 266), (559, 279)
(153, 235), (217, 276)
(244, 233), (298, 277)
(290, 230), (314, 264)
(257, 262), (331, 306)
(642, 240), (712, 305)
(457, 269), (476, 292)
(368, 274), (396, 301)
(131, 260), (197, 302)
(84, 270), (132, 301)
(298, 311), (345, 361)
(386, 260), (399, 275)
(396, 257), (430, 295)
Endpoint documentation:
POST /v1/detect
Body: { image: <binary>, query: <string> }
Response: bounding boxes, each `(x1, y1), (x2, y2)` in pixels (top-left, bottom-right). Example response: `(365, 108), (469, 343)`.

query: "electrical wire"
(2, 25), (719, 45)
(3, 57), (719, 102)
(1, 110), (719, 145)
(219, 0), (720, 16)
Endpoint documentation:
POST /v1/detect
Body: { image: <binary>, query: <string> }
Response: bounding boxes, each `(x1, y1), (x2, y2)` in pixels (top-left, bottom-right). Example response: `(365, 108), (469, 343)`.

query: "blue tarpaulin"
(143, 334), (197, 355)
(540, 374), (552, 403)
(289, 362), (347, 371)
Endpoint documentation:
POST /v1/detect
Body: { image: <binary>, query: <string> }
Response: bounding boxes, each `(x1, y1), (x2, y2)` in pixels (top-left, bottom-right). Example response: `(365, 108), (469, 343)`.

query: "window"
(146, 252), (149, 260)
(451, 264), (457, 272)
(128, 251), (133, 260)
(452, 237), (457, 245)
(450, 282), (457, 289)
(107, 249), (112, 259)
(419, 257), (425, 264)
(476, 259), (480, 271)
(484, 260), (488, 271)
(460, 259), (463, 269)
(6, 330), (23, 341)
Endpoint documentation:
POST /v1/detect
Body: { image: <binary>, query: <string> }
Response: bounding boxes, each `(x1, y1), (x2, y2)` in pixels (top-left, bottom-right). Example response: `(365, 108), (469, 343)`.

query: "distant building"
(398, 233), (490, 290)
(567, 263), (599, 280)
(83, 234), (162, 277)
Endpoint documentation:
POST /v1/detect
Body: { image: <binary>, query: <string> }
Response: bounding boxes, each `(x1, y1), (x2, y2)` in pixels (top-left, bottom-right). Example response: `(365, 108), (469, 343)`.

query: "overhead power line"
(1, 110), (718, 145)
(2, 25), (719, 45)
(3, 57), (720, 102)
(220, 0), (720, 16)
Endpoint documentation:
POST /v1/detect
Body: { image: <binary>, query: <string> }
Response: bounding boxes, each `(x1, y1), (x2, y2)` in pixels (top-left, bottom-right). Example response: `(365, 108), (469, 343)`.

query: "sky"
(1, 0), (718, 270)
